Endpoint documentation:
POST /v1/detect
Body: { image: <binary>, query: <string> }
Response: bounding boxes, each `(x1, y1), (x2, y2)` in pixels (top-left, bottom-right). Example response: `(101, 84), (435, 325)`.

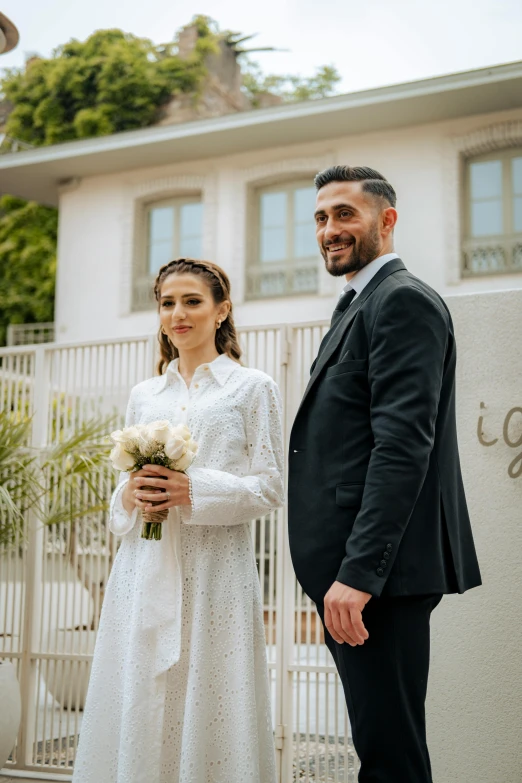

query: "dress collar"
(154, 353), (240, 394)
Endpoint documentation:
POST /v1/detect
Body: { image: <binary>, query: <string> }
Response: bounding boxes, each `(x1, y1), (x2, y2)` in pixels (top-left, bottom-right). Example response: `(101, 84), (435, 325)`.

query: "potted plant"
(0, 410), (114, 713)
(42, 418), (115, 710)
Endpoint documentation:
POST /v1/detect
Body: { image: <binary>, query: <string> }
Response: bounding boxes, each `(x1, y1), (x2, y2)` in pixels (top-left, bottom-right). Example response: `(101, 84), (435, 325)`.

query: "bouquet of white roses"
(109, 420), (198, 540)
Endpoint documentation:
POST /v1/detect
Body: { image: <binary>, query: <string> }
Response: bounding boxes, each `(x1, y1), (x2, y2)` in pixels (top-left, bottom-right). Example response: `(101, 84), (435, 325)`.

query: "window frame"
(132, 194), (203, 312)
(246, 179), (320, 300)
(462, 147), (522, 277)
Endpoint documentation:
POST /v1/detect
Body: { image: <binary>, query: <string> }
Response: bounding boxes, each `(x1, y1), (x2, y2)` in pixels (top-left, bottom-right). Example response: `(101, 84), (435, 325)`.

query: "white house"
(1, 59), (522, 343)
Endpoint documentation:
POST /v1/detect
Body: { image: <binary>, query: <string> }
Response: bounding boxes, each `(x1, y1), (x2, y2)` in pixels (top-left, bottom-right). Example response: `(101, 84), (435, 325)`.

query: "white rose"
(137, 428), (156, 457)
(145, 420), (172, 445)
(111, 426), (141, 447)
(171, 424), (191, 442)
(164, 435), (185, 462)
(186, 438), (198, 455)
(123, 425), (141, 444)
(174, 450), (193, 472)
(110, 443), (136, 472)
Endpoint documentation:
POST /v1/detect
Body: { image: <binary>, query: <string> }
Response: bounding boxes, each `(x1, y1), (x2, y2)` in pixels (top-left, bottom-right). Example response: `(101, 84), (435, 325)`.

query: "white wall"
(54, 106), (522, 343)
(428, 289), (522, 783)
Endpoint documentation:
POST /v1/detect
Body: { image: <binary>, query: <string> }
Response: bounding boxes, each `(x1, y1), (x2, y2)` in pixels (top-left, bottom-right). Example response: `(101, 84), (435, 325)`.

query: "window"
(246, 182), (319, 299)
(463, 149), (522, 276)
(132, 197), (203, 310)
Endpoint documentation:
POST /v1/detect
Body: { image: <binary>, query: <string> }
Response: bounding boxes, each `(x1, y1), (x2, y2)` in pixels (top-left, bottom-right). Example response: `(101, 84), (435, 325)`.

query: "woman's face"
(159, 273), (230, 355)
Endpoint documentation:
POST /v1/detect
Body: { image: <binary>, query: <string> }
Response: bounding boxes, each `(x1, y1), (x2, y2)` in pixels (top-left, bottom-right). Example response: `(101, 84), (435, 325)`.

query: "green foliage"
(0, 17), (340, 149)
(0, 414), (37, 548)
(0, 410), (114, 550)
(242, 61), (341, 105)
(189, 14), (222, 59)
(1, 27), (213, 147)
(43, 417), (114, 528)
(0, 195), (57, 346)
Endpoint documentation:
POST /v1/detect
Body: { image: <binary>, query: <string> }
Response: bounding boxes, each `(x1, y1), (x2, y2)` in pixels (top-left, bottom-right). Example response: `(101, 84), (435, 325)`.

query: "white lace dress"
(72, 354), (284, 783)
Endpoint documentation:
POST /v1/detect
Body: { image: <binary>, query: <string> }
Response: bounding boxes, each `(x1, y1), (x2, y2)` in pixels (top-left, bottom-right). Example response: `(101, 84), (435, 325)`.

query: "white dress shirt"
(343, 252), (400, 301)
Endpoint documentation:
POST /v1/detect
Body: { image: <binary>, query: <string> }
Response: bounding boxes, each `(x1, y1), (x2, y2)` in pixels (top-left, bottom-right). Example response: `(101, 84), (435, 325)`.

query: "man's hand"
(324, 581), (372, 646)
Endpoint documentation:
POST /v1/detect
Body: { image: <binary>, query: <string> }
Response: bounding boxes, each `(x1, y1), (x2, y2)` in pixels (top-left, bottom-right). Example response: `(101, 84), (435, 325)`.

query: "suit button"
(383, 552), (390, 560)
(386, 543), (392, 551)
(376, 568), (384, 576)
(380, 560), (387, 567)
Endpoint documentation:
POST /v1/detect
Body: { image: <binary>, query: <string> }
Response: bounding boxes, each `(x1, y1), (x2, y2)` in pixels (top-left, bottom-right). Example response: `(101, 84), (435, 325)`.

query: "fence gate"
(0, 327), (358, 782)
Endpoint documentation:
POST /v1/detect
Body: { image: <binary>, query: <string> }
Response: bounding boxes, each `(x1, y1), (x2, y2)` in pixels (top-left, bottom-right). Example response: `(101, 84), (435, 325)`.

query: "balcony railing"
(132, 276), (157, 311)
(246, 259), (319, 300)
(6, 322), (55, 346)
(462, 235), (522, 276)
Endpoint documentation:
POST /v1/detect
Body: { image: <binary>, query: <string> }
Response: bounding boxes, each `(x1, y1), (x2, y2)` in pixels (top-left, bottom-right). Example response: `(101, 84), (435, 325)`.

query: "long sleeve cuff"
(179, 464), (284, 527)
(178, 471), (194, 525)
(109, 480), (139, 536)
(179, 466), (239, 526)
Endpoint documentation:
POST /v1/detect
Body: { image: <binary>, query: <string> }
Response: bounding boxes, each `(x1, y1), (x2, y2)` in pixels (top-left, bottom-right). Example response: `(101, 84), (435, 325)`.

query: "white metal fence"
(0, 326), (359, 782)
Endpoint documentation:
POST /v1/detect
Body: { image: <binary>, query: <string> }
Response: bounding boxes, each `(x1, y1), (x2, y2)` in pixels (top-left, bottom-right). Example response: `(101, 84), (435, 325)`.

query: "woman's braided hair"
(153, 258), (242, 375)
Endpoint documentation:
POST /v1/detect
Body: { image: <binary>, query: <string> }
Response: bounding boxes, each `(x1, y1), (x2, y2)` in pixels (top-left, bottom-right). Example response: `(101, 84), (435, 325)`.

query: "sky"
(1, 0), (522, 94)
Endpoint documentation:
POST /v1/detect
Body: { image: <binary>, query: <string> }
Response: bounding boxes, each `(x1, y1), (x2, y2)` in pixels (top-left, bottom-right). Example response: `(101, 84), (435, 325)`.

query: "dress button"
(203, 366), (209, 371)
(383, 551), (390, 559)
(194, 384), (199, 389)
(386, 543), (392, 551)
(376, 568), (384, 577)
(380, 560), (387, 568)
(181, 406), (186, 411)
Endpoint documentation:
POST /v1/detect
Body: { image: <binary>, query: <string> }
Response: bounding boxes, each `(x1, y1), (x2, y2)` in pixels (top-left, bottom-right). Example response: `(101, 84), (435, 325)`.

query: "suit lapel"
(297, 258), (406, 414)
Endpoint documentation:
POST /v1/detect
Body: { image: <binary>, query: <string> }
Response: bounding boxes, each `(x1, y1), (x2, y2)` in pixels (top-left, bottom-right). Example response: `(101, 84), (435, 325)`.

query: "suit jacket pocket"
(326, 360), (367, 378)
(336, 482), (365, 508)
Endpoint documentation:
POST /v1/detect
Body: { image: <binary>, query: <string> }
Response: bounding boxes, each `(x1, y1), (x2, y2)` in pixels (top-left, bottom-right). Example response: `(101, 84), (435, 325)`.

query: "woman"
(73, 259), (284, 783)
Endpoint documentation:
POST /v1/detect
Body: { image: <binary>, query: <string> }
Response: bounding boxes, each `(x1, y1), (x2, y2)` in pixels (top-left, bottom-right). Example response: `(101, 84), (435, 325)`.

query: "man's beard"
(321, 222), (381, 277)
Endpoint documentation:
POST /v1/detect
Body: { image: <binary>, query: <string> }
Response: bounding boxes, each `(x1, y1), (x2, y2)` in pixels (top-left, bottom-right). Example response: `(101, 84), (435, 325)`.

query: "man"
(288, 166), (481, 782)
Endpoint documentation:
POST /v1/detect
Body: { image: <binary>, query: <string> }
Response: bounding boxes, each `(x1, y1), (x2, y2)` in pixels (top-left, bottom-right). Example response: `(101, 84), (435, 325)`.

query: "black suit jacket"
(288, 258), (481, 602)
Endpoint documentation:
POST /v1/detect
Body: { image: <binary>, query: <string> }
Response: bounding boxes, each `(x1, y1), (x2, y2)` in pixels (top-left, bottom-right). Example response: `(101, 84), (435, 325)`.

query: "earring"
(216, 321), (222, 329)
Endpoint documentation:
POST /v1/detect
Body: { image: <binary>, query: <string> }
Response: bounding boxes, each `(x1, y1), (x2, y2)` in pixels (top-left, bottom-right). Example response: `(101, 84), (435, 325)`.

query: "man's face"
(314, 180), (385, 277)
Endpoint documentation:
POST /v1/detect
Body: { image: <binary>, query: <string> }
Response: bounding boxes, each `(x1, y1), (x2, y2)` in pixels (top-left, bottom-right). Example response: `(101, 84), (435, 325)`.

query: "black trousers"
(317, 594), (442, 783)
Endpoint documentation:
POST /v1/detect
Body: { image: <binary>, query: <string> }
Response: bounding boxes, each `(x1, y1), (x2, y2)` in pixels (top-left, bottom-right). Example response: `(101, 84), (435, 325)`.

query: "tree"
(0, 196), (57, 346)
(242, 61), (341, 105)
(1, 27), (213, 147)
(1, 19), (341, 150)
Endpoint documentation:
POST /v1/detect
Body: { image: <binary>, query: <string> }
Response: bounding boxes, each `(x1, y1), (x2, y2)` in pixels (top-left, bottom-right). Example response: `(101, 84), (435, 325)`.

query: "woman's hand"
(121, 468), (156, 515)
(122, 465), (191, 515)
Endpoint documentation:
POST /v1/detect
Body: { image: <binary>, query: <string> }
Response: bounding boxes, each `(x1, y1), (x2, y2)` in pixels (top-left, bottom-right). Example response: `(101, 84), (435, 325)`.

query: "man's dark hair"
(314, 165), (397, 208)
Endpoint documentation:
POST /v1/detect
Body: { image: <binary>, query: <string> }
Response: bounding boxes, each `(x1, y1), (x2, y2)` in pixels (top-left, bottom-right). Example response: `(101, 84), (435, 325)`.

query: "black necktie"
(310, 288), (357, 374)
(330, 288), (356, 327)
